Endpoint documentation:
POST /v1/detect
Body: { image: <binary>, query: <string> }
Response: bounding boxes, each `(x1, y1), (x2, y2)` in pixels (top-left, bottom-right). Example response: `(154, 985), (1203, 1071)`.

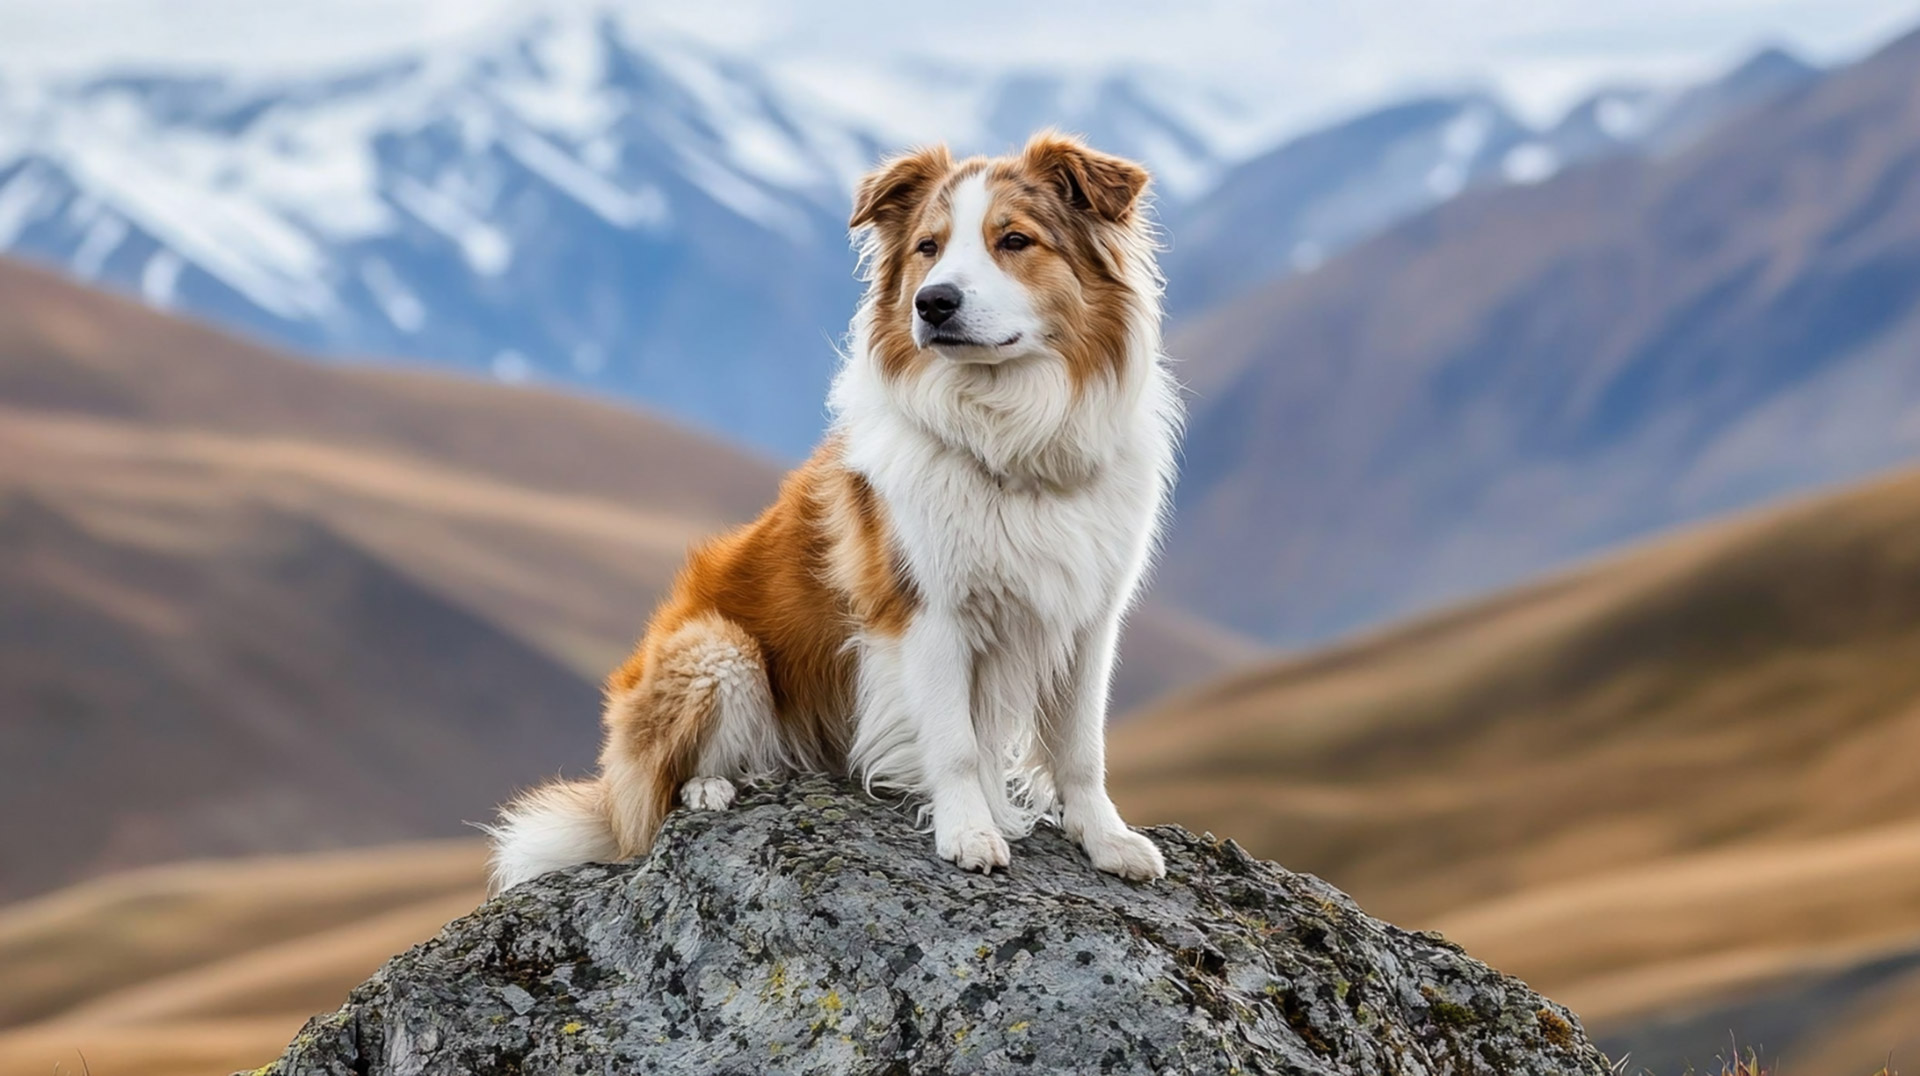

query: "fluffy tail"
(483, 777), (620, 893)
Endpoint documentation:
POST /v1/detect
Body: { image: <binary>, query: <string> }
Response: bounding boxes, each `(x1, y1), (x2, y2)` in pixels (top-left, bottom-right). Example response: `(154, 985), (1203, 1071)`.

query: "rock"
(254, 776), (1610, 1075)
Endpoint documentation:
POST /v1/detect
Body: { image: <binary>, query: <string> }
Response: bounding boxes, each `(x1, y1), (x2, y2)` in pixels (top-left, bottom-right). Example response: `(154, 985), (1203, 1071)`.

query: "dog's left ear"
(849, 144), (953, 231)
(1021, 131), (1150, 224)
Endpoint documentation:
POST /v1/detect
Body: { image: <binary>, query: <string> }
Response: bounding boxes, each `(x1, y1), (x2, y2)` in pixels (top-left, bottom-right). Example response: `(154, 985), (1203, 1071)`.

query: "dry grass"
(0, 842), (485, 1076)
(1654, 1048), (1897, 1075)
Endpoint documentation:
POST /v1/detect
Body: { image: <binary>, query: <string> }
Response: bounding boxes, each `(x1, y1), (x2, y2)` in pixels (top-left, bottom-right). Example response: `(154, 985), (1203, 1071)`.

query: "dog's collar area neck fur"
(970, 443), (1099, 497)
(903, 407), (1107, 496)
(903, 354), (1124, 496)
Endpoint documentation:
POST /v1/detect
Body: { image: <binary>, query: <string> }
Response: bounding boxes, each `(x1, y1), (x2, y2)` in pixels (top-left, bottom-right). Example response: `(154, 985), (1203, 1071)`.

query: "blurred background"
(3, 1), (1920, 1072)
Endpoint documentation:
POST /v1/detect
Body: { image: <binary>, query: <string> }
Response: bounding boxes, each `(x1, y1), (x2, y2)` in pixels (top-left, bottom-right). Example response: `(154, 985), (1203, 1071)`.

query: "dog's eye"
(916, 238), (939, 257)
(999, 232), (1033, 252)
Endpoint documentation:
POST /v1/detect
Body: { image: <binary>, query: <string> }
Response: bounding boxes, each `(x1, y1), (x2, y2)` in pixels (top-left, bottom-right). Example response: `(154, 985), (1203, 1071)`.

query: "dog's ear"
(849, 144), (953, 231)
(1021, 131), (1149, 224)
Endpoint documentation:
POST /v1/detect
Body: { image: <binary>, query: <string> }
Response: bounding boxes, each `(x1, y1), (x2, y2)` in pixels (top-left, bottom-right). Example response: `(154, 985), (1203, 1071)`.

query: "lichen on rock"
(252, 776), (1612, 1075)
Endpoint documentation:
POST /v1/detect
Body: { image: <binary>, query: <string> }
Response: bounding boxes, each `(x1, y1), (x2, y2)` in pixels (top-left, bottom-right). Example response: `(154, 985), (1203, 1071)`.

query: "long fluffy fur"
(481, 778), (618, 891)
(488, 131), (1178, 892)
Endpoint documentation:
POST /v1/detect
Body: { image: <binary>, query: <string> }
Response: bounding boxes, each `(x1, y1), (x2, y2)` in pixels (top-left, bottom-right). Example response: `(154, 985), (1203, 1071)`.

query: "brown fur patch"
(595, 440), (918, 855)
(599, 616), (751, 855)
(819, 464), (922, 636)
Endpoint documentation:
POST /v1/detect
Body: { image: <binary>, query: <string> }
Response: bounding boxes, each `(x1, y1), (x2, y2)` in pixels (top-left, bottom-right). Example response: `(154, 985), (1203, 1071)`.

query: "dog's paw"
(1080, 826), (1165, 881)
(937, 826), (1011, 874)
(679, 776), (737, 811)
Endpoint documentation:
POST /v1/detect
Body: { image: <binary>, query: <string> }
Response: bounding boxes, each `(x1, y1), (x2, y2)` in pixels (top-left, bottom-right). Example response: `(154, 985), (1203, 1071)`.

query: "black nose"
(915, 283), (962, 327)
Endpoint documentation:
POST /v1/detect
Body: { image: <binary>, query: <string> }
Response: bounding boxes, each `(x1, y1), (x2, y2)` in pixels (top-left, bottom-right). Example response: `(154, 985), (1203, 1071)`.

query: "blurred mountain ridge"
(1162, 44), (1823, 314)
(1162, 23), (1920, 641)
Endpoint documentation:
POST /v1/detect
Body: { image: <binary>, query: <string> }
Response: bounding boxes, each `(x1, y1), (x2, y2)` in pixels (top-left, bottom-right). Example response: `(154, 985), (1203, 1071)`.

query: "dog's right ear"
(848, 144), (952, 231)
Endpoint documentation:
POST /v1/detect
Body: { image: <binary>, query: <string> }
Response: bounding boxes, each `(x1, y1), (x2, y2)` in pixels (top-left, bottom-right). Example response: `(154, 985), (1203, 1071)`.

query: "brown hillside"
(0, 256), (784, 902)
(0, 842), (486, 1076)
(1112, 464), (1920, 1068)
(0, 257), (780, 520)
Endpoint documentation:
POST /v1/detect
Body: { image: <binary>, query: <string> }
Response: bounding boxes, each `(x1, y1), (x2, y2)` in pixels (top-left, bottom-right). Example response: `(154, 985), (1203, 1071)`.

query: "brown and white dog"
(486, 131), (1179, 888)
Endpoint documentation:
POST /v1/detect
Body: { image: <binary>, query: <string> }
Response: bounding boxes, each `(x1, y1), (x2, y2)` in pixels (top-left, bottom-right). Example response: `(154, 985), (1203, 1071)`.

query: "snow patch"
(1502, 143), (1559, 185)
(391, 175), (512, 276)
(360, 256), (425, 332)
(1596, 96), (1651, 140)
(34, 99), (339, 319)
(502, 126), (669, 229)
(1441, 106), (1494, 161)
(492, 349), (532, 383)
(1114, 115), (1212, 201)
(571, 341), (606, 374)
(141, 249), (185, 307)
(0, 164), (53, 246)
(673, 147), (811, 240)
(644, 43), (842, 193)
(527, 13), (608, 91)
(1425, 160), (1466, 199)
(72, 212), (129, 279)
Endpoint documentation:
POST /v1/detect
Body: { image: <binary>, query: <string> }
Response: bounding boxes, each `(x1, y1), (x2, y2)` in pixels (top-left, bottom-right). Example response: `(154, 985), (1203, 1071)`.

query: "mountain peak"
(1725, 43), (1817, 85)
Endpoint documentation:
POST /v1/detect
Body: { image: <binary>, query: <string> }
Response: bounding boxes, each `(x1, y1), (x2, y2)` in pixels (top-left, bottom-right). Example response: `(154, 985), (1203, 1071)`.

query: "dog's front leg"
(1041, 615), (1166, 880)
(903, 612), (1008, 873)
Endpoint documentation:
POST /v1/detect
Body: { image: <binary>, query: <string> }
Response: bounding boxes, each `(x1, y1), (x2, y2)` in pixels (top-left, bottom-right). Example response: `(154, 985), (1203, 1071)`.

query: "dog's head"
(849, 131), (1155, 387)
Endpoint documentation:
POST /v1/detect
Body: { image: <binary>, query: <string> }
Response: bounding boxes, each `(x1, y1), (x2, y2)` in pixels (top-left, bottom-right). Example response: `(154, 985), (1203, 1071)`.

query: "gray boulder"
(257, 776), (1610, 1075)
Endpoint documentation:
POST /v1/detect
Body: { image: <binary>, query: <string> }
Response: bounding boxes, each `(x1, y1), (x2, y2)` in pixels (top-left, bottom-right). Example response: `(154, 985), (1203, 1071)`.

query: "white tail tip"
(483, 778), (619, 893)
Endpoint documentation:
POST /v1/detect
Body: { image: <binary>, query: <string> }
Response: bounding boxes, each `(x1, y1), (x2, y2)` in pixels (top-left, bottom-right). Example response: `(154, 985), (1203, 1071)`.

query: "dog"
(487, 131), (1179, 890)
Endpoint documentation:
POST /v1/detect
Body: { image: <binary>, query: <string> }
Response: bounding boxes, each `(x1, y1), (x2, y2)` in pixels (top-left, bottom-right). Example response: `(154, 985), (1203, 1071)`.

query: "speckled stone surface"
(255, 776), (1610, 1075)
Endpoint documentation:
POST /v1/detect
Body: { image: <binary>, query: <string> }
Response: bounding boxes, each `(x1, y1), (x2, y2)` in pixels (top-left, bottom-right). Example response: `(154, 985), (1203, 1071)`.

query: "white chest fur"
(837, 355), (1177, 656)
(885, 437), (1147, 652)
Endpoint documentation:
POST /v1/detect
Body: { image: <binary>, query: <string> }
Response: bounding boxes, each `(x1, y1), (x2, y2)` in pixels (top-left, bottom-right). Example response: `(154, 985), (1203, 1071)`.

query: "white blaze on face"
(915, 172), (1044, 361)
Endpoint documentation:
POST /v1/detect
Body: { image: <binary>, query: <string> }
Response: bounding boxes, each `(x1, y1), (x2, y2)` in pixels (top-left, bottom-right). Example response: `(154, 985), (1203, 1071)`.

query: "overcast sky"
(3, 0), (1917, 133)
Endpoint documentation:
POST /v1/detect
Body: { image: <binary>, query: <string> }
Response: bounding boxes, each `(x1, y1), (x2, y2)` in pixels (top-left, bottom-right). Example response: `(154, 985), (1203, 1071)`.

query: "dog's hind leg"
(600, 614), (778, 858)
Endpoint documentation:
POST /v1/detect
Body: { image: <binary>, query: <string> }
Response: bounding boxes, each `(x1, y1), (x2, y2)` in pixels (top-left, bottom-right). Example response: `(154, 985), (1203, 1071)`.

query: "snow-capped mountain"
(0, 15), (881, 454)
(1163, 93), (1536, 316)
(0, 11), (1823, 455)
(0, 12), (1256, 455)
(1162, 46), (1823, 316)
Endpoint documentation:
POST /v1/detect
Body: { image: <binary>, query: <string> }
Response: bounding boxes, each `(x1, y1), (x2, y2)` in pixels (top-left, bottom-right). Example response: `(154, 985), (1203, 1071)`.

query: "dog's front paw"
(679, 776), (737, 811)
(1079, 826), (1165, 881)
(937, 825), (1011, 874)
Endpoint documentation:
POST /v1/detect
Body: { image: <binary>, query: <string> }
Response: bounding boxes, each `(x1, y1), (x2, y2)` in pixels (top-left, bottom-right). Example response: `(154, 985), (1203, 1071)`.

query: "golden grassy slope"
(0, 842), (485, 1076)
(0, 253), (787, 685)
(1111, 464), (1920, 1065)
